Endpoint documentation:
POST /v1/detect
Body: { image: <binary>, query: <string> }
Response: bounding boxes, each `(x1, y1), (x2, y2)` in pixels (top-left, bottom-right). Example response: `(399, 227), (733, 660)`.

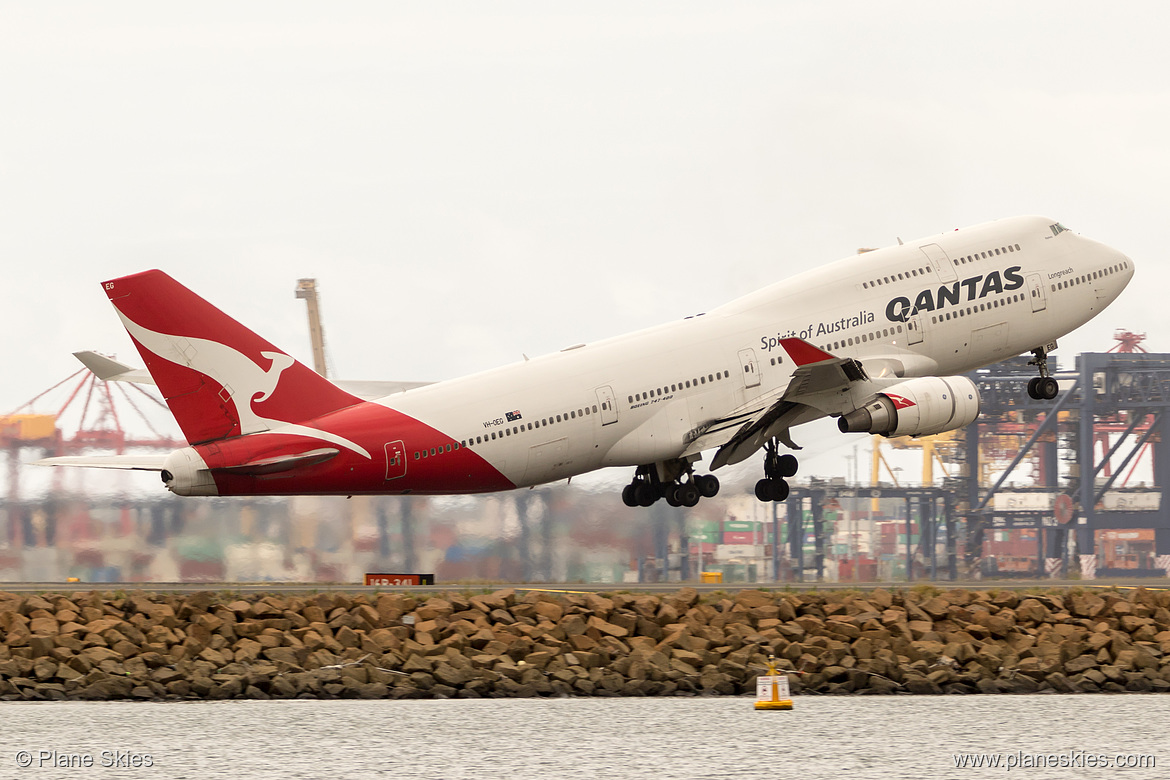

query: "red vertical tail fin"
(103, 270), (362, 445)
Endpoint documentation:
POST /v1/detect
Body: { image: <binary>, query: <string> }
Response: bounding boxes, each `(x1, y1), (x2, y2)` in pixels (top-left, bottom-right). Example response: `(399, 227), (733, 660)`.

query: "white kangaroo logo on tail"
(118, 312), (371, 458)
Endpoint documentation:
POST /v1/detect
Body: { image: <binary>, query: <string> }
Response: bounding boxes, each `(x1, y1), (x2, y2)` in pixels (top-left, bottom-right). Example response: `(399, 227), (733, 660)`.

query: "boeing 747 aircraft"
(39, 216), (1132, 508)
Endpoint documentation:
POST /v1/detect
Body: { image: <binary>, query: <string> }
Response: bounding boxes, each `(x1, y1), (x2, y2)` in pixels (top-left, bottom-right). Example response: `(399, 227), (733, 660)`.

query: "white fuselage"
(379, 216), (1132, 488)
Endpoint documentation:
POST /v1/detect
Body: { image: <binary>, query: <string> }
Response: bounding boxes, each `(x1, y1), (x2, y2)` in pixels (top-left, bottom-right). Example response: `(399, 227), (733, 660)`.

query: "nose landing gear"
(1027, 343), (1060, 400)
(755, 439), (797, 503)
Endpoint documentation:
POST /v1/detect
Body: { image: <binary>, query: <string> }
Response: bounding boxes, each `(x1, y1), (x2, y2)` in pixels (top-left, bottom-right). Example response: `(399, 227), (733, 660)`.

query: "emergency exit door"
(738, 348), (761, 388)
(1027, 273), (1047, 312)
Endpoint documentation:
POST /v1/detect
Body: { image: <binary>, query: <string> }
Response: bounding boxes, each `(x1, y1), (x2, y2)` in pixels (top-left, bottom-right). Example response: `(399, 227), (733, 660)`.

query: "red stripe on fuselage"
(194, 400), (515, 496)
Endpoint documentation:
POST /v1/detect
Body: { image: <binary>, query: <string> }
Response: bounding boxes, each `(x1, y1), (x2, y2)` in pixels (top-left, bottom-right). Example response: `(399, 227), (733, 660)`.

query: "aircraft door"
(1027, 273), (1047, 312)
(596, 385), (618, 425)
(907, 315), (924, 345)
(738, 348), (761, 388)
(384, 440), (407, 480)
(919, 244), (957, 282)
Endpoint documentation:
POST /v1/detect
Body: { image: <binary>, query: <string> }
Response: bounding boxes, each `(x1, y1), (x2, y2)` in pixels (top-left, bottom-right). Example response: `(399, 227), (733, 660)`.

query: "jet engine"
(837, 376), (980, 437)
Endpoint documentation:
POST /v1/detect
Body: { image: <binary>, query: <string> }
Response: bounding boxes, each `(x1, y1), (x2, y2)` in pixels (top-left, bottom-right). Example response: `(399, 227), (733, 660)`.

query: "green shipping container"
(689, 521), (721, 544)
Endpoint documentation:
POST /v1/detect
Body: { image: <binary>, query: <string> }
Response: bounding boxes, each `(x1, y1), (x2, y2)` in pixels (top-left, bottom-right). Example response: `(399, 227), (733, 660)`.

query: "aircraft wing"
(682, 387), (790, 458)
(33, 455), (168, 471)
(694, 338), (892, 470)
(72, 352), (432, 399)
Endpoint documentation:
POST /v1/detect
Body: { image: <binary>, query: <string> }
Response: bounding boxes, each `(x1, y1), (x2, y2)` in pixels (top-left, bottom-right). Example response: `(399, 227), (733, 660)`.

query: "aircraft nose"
(1116, 253), (1136, 293)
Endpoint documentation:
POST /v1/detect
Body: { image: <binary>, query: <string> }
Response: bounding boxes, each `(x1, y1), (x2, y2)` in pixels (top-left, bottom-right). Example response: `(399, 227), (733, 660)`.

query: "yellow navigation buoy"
(754, 655), (793, 710)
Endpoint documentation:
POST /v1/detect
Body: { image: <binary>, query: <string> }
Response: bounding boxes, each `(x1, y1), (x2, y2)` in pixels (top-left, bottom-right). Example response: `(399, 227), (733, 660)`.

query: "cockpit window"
(1049, 222), (1070, 236)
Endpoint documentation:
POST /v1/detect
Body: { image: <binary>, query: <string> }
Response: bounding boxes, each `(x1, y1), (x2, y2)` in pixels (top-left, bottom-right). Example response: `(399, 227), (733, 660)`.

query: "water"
(1, 695), (1167, 780)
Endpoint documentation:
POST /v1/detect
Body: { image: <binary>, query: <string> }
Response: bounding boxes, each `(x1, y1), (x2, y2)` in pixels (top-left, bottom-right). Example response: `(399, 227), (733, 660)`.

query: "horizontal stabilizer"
(209, 448), (340, 476)
(73, 351), (156, 385)
(74, 352), (428, 399)
(33, 455), (168, 471)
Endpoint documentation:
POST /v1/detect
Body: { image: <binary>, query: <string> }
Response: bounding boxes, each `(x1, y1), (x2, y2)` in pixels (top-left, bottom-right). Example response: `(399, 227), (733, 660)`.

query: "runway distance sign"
(364, 573), (435, 586)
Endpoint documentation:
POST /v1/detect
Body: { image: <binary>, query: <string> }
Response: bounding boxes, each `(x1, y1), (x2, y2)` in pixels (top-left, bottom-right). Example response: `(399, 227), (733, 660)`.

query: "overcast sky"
(3, 2), (1167, 489)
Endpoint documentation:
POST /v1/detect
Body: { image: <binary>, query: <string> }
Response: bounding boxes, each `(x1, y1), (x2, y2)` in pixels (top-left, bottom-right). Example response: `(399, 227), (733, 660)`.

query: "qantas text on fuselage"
(884, 266), (1024, 322)
(38, 216), (1132, 509)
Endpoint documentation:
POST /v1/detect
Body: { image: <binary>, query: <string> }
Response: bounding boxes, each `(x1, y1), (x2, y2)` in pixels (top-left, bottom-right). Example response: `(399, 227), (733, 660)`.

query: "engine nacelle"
(838, 376), (980, 437)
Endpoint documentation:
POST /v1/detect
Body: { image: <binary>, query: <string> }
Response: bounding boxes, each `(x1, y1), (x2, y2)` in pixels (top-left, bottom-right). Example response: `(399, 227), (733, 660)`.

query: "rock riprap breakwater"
(1, 587), (1169, 701)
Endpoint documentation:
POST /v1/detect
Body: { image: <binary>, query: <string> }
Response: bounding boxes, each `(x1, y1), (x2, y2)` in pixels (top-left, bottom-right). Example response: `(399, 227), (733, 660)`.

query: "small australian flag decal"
(505, 410), (523, 422)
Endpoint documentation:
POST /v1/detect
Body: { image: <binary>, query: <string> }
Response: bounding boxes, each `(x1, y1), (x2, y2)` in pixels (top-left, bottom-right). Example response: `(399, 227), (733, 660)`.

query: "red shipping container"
(723, 531), (757, 544)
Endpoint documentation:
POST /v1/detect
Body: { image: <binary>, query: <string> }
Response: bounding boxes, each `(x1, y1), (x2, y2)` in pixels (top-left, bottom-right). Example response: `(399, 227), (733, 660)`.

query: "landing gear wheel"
(1039, 376), (1059, 400)
(760, 438), (797, 502)
(776, 454), (798, 478)
(678, 482), (700, 507)
(1027, 377), (1041, 400)
(665, 485), (682, 507)
(754, 478), (789, 503)
(634, 483), (657, 507)
(696, 474), (720, 498)
(622, 484), (638, 508)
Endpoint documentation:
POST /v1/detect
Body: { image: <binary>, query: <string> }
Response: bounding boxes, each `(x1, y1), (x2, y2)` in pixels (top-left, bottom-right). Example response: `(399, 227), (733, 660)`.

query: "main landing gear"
(621, 463), (720, 508)
(1026, 343), (1059, 400)
(755, 439), (798, 503)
